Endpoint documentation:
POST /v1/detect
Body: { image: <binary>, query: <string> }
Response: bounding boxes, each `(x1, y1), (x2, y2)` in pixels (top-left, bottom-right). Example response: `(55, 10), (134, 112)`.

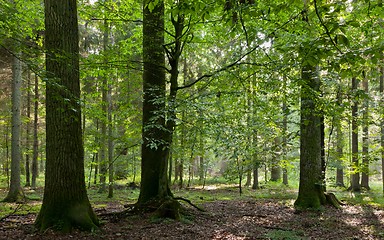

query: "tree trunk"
(380, 65), (384, 195)
(98, 18), (109, 193)
(107, 85), (113, 198)
(335, 89), (344, 187)
(361, 76), (370, 190)
(282, 101), (288, 185)
(294, 64), (326, 210)
(31, 73), (39, 189)
(350, 77), (360, 191)
(35, 0), (99, 231)
(3, 53), (24, 202)
(25, 70), (31, 187)
(137, 0), (171, 205)
(270, 137), (281, 182)
(252, 162), (259, 189)
(336, 122), (345, 187)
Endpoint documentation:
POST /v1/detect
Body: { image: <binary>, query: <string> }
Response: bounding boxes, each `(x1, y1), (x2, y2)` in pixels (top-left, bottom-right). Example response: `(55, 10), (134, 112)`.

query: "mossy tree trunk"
(35, 0), (99, 231)
(294, 64), (326, 210)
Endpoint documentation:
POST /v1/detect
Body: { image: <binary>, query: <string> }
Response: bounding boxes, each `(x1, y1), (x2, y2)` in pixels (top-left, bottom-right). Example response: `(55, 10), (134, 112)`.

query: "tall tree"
(380, 65), (384, 195)
(31, 74), (39, 189)
(350, 77), (360, 191)
(3, 53), (24, 202)
(25, 71), (31, 187)
(294, 64), (326, 210)
(361, 75), (370, 190)
(137, 0), (171, 205)
(35, 0), (99, 231)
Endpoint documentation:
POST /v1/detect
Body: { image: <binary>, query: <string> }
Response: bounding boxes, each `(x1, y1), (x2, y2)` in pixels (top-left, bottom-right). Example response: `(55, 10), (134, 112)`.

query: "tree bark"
(294, 64), (325, 210)
(35, 0), (99, 231)
(25, 70), (31, 187)
(335, 89), (344, 187)
(361, 76), (370, 190)
(98, 18), (109, 193)
(31, 75), (39, 189)
(350, 77), (360, 192)
(137, 0), (171, 205)
(3, 53), (24, 202)
(380, 66), (384, 195)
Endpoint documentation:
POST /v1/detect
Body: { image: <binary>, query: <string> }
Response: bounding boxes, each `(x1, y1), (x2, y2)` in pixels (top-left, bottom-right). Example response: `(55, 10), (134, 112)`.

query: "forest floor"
(0, 185), (384, 239)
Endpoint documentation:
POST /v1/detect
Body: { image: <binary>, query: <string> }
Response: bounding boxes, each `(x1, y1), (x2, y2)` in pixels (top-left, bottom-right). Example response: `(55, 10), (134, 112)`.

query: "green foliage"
(264, 229), (305, 240)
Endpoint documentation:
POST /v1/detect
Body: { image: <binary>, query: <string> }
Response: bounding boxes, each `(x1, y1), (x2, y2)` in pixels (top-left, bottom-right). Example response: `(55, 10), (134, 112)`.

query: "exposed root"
(173, 197), (205, 212)
(119, 196), (204, 220)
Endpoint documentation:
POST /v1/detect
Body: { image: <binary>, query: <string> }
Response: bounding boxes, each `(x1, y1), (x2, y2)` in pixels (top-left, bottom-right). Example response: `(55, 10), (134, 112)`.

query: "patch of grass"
(264, 229), (307, 240)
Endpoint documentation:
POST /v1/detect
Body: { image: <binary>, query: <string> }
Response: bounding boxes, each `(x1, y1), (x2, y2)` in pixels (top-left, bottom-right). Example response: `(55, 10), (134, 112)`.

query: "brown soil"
(1, 198), (383, 240)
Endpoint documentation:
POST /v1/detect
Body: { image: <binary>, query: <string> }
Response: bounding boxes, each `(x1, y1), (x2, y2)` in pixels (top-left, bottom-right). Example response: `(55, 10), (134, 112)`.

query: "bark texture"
(294, 65), (325, 210)
(35, 0), (99, 231)
(137, 0), (170, 205)
(3, 53), (24, 203)
(350, 77), (360, 191)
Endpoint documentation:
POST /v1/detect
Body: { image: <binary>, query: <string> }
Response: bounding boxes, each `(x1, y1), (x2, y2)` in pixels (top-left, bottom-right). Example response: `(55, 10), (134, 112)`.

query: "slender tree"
(350, 77), (360, 191)
(35, 0), (99, 231)
(31, 74), (39, 189)
(361, 75), (370, 190)
(380, 65), (384, 195)
(25, 71), (31, 187)
(3, 53), (25, 202)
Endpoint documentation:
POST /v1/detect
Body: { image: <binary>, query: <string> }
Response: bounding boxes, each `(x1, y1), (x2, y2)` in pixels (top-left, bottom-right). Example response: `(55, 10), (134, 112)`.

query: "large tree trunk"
(137, 0), (171, 205)
(350, 77), (360, 191)
(361, 76), (370, 190)
(35, 0), (99, 231)
(294, 65), (326, 210)
(3, 53), (24, 202)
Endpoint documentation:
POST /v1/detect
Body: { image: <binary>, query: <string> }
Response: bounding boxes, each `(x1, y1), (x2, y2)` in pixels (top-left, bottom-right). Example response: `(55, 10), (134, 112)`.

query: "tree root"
(324, 192), (343, 209)
(119, 196), (204, 220)
(173, 197), (205, 212)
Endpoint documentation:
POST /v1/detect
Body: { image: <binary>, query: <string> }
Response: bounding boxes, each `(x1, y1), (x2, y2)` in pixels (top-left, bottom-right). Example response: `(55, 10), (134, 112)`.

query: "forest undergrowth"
(0, 183), (383, 240)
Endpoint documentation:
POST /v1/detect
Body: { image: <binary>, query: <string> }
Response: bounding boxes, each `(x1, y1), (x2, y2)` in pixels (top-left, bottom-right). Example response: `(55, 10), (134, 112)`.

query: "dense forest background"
(0, 0), (384, 237)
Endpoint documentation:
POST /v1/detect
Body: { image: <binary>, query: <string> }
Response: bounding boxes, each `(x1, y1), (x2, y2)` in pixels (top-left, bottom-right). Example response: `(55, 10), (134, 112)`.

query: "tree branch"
(313, 0), (343, 54)
(177, 44), (261, 90)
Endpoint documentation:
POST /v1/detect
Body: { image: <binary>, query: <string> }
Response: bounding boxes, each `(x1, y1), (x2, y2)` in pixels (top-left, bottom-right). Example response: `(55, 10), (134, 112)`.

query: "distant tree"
(350, 77), (360, 192)
(361, 75), (370, 190)
(35, 0), (99, 231)
(31, 74), (39, 189)
(380, 65), (384, 195)
(3, 53), (24, 203)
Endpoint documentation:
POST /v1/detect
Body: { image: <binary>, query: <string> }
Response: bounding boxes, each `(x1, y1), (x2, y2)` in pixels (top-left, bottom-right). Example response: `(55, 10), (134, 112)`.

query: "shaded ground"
(1, 192), (383, 240)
